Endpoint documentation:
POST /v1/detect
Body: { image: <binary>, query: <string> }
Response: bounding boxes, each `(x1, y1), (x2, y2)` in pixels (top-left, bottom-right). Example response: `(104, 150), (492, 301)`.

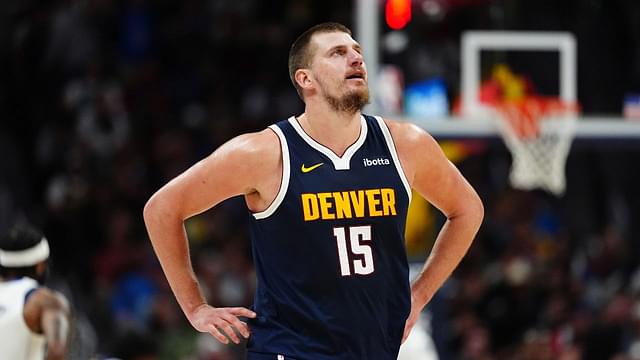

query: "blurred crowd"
(1, 0), (640, 359)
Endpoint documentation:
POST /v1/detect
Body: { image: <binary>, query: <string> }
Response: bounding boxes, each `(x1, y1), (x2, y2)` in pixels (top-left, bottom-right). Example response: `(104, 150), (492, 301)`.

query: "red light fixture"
(385, 0), (412, 30)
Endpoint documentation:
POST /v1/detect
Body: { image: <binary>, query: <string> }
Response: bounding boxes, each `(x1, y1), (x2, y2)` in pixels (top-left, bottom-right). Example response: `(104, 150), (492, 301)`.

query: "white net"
(493, 105), (577, 196)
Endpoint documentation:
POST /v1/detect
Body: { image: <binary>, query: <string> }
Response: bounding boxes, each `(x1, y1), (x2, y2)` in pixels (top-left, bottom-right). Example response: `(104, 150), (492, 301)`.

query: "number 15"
(333, 225), (375, 276)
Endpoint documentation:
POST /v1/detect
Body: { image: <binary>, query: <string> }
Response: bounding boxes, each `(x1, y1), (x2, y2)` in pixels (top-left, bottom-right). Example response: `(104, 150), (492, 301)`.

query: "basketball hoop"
(491, 97), (579, 196)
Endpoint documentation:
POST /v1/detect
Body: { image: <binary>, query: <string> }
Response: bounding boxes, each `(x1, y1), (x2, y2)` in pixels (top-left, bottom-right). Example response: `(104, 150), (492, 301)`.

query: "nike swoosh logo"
(301, 162), (324, 173)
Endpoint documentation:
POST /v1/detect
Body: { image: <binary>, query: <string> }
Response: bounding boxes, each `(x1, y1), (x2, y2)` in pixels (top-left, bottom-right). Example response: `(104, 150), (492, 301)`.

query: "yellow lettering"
(332, 192), (352, 219)
(301, 193), (319, 221)
(318, 192), (335, 220)
(349, 190), (366, 218)
(381, 188), (397, 216)
(303, 188), (397, 221)
(365, 189), (382, 217)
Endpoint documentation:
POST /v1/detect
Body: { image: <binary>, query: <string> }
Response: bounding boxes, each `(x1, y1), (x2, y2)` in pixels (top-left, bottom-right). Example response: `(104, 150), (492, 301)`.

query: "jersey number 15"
(333, 225), (374, 276)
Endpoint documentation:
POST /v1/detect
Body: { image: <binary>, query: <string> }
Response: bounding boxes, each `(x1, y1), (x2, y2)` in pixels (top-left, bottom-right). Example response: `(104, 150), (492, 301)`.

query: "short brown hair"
(288, 22), (352, 99)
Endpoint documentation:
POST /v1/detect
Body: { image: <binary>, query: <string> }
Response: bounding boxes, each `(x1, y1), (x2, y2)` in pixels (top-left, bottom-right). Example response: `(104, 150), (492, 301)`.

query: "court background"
(1, 0), (640, 359)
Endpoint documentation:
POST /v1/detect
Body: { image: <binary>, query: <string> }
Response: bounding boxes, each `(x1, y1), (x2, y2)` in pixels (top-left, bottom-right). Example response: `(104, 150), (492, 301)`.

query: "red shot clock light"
(385, 0), (412, 30)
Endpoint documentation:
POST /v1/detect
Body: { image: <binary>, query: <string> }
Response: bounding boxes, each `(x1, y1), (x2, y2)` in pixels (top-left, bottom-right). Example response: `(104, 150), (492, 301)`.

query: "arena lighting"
(385, 0), (412, 30)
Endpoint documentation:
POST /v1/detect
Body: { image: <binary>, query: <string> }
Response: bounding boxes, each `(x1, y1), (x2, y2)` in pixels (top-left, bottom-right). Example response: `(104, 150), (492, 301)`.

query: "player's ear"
(295, 69), (314, 91)
(35, 261), (46, 277)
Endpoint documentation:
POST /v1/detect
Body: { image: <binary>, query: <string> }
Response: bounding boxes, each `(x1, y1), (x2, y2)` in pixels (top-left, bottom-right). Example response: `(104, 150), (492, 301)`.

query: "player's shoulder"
(218, 127), (281, 162)
(225, 127), (280, 153)
(27, 287), (70, 313)
(378, 117), (435, 147)
(23, 286), (70, 332)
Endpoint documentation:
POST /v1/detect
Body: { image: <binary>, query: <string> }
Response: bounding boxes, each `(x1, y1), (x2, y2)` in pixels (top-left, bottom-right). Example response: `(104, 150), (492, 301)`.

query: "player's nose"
(348, 49), (364, 67)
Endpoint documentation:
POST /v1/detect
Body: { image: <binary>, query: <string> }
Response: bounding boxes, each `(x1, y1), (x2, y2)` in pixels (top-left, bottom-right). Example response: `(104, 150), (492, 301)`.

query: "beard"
(322, 83), (370, 114)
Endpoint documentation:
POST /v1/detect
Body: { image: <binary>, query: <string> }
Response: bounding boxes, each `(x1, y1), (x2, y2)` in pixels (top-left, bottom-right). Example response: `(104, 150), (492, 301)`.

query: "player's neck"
(298, 105), (362, 157)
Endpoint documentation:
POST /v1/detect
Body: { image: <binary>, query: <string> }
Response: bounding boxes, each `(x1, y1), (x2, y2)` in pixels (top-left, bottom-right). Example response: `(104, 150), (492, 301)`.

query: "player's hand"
(401, 308), (420, 344)
(401, 296), (422, 344)
(189, 304), (257, 344)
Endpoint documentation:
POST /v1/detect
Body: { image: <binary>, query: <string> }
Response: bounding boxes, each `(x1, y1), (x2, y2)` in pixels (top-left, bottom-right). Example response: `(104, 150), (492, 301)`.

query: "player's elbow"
(467, 191), (484, 229)
(143, 192), (160, 224)
(143, 190), (176, 225)
(449, 190), (484, 230)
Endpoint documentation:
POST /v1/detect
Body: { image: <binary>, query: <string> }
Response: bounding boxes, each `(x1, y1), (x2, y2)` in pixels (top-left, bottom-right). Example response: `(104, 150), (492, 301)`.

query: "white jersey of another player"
(0, 277), (46, 360)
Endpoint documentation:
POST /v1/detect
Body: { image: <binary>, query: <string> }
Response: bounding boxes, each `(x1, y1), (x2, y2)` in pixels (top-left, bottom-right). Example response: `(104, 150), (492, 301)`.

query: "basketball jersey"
(0, 277), (46, 360)
(247, 115), (412, 360)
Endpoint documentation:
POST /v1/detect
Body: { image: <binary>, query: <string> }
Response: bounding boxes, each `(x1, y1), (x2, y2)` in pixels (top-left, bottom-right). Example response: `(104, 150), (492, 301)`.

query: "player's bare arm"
(23, 288), (71, 360)
(143, 128), (282, 344)
(385, 119), (484, 342)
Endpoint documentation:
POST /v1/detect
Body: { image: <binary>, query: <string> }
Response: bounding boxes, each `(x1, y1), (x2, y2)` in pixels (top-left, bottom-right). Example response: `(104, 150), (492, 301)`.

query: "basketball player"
(143, 22), (483, 359)
(0, 222), (71, 360)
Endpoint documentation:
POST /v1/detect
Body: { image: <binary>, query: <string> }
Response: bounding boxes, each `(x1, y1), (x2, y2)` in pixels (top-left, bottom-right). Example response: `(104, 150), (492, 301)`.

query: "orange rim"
(494, 97), (580, 139)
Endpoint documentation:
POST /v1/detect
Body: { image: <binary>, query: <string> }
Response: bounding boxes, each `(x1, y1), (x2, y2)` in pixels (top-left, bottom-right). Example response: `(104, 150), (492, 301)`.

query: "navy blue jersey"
(247, 114), (412, 360)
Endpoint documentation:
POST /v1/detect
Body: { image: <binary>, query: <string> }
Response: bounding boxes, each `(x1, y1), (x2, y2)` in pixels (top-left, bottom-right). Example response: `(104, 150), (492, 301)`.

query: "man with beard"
(0, 221), (70, 359)
(144, 22), (483, 359)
